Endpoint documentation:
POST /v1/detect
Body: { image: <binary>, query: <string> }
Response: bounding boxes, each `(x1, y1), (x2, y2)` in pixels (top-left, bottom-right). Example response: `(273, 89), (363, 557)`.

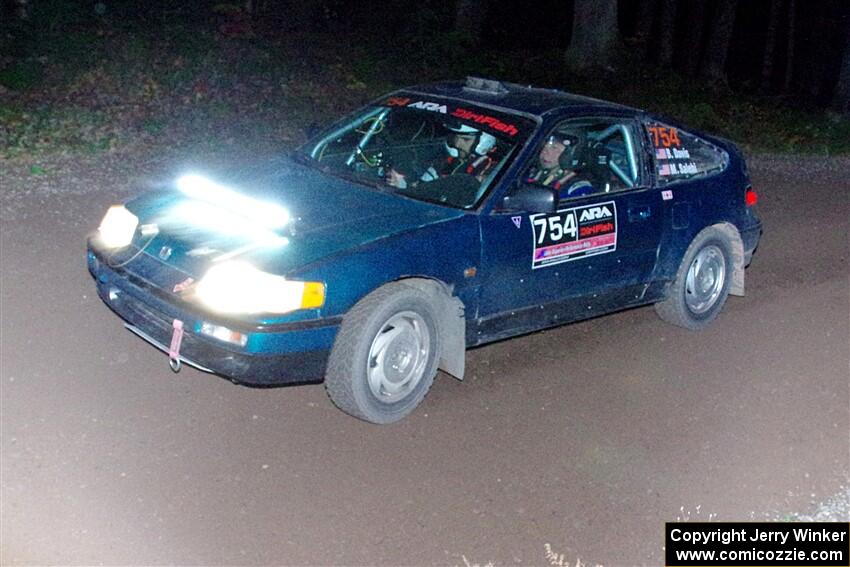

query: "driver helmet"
(545, 131), (583, 169)
(445, 123), (497, 157)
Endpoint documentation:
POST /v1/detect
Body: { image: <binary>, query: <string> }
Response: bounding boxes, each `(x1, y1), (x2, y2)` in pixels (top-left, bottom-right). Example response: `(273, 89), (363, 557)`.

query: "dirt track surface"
(1, 152), (848, 565)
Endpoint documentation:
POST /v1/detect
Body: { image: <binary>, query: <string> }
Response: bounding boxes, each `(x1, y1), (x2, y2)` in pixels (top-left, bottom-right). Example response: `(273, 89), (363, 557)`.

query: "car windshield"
(296, 94), (535, 209)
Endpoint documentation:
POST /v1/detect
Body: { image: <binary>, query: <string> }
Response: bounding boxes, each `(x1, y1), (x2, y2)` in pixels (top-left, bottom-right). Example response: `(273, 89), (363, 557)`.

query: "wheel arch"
(391, 276), (466, 381)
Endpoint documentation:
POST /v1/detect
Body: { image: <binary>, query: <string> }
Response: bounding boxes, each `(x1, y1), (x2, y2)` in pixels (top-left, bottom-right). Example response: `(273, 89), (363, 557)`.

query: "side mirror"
(501, 185), (558, 213)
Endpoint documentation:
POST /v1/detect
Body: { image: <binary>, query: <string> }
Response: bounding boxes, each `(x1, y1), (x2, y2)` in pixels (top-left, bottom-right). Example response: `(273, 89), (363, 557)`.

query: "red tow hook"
(169, 319), (185, 372)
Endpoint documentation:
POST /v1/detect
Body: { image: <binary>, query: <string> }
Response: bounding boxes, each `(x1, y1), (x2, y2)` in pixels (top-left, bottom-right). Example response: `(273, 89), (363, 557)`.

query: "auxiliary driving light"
(98, 205), (139, 249)
(199, 322), (248, 347)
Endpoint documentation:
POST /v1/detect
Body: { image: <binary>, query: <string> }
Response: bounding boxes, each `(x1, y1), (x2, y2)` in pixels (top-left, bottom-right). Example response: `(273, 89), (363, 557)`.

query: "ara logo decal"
(511, 216), (522, 228)
(172, 277), (194, 294)
(578, 205), (613, 222)
(409, 101), (447, 113)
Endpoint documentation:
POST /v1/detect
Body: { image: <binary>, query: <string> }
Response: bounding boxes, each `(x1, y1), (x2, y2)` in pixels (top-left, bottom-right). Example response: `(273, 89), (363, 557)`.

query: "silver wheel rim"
(367, 311), (431, 404)
(685, 245), (726, 314)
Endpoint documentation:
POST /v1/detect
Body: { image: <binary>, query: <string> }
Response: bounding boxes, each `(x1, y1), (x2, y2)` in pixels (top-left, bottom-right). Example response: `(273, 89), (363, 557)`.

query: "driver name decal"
(647, 122), (699, 177)
(530, 201), (617, 269)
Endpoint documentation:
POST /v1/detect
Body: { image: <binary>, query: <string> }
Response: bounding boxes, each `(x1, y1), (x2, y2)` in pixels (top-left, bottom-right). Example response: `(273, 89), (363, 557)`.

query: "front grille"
(120, 294), (174, 337)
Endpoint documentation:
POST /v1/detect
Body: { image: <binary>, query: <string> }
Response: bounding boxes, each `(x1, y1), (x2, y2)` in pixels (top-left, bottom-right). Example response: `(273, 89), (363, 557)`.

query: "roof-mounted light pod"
(464, 76), (508, 95)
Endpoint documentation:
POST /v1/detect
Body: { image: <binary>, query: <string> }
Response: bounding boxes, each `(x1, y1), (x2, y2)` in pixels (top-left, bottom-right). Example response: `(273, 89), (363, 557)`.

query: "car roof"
(405, 78), (643, 118)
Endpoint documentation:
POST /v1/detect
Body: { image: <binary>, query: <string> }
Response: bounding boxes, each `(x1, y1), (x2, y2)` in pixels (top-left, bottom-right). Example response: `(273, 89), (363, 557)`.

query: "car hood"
(123, 158), (463, 279)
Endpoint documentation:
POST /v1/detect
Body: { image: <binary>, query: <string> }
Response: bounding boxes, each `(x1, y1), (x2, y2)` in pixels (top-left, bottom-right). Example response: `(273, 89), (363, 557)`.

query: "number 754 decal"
(530, 201), (618, 269)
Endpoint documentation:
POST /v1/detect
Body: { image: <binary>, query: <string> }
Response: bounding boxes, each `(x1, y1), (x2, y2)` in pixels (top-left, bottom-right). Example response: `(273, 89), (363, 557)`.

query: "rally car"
(87, 77), (762, 423)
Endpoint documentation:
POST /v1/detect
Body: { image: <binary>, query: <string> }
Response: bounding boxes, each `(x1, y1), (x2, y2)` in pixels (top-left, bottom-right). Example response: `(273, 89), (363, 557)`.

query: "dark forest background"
(1, 0), (848, 158)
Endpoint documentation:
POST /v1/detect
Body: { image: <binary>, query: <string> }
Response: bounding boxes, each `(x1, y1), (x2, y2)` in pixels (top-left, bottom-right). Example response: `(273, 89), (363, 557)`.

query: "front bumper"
(88, 249), (338, 386)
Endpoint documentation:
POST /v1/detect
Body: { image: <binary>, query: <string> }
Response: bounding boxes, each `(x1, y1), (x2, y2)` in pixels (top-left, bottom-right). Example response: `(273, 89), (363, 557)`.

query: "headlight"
(195, 260), (325, 315)
(98, 205), (138, 249)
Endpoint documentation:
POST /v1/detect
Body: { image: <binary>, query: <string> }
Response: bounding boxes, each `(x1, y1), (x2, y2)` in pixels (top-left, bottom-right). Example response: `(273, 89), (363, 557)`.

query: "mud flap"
(438, 294), (466, 380)
(401, 278), (466, 380)
(714, 222), (746, 296)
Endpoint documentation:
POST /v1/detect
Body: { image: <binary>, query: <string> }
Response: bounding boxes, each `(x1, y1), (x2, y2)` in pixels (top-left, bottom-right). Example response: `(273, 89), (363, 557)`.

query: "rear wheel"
(325, 282), (440, 424)
(655, 227), (733, 330)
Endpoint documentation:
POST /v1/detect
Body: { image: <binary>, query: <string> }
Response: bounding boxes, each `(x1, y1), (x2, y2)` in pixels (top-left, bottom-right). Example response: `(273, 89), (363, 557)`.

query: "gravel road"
(1, 150), (848, 566)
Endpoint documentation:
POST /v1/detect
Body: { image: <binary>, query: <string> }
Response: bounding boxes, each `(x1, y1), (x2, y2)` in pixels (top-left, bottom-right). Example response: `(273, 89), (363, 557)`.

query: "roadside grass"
(0, 103), (120, 157)
(1, 27), (847, 161)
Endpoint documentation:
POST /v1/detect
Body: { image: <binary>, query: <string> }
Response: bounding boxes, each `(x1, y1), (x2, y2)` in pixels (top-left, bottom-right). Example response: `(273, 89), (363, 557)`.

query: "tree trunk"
(783, 0), (796, 91)
(455, 0), (487, 45)
(700, 0), (738, 86)
(636, 0), (658, 44)
(565, 0), (620, 71)
(682, 0), (708, 77)
(760, 0), (783, 92)
(831, 18), (850, 113)
(14, 0), (29, 20)
(657, 0), (677, 68)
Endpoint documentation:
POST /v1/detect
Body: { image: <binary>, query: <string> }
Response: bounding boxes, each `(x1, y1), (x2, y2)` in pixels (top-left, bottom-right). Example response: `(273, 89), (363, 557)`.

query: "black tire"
(655, 227), (733, 330)
(324, 282), (440, 424)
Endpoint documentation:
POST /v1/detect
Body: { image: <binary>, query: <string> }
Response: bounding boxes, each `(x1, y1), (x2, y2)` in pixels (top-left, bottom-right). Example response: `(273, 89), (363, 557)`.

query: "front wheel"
(655, 227), (733, 330)
(324, 282), (440, 424)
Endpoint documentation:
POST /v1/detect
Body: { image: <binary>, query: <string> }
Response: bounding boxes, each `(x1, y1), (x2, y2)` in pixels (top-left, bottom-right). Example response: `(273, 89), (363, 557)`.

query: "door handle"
(628, 205), (651, 222)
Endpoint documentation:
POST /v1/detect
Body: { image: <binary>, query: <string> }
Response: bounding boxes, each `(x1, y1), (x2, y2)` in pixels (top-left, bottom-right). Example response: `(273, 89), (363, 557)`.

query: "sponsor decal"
(408, 101), (448, 113)
(530, 201), (617, 269)
(383, 96), (523, 137)
(511, 215), (522, 228)
(662, 189), (673, 200)
(451, 108), (520, 137)
(385, 96), (411, 107)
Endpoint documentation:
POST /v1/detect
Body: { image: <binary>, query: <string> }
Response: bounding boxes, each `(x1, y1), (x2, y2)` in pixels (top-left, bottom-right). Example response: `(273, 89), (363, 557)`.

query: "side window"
(523, 118), (640, 200)
(645, 121), (729, 185)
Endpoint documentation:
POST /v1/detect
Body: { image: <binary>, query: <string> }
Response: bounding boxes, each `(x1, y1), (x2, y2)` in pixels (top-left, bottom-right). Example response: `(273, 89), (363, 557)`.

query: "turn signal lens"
(301, 282), (326, 309)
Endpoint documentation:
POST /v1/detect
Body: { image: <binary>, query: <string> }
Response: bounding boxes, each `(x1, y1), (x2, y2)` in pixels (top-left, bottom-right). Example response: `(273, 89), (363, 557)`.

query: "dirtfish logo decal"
(579, 205), (612, 222)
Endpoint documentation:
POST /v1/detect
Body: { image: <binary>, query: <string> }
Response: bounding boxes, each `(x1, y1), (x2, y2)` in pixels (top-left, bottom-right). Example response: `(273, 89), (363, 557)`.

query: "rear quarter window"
(645, 121), (728, 185)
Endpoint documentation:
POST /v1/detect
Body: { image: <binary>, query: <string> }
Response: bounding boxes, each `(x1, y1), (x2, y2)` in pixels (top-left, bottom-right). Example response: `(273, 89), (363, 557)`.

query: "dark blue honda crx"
(87, 77), (762, 423)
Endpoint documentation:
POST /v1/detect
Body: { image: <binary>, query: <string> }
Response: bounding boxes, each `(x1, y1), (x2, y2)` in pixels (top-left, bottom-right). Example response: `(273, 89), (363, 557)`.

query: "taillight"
(745, 186), (758, 207)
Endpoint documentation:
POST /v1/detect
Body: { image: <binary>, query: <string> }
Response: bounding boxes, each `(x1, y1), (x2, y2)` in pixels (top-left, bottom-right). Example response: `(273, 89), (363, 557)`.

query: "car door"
(473, 116), (664, 343)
